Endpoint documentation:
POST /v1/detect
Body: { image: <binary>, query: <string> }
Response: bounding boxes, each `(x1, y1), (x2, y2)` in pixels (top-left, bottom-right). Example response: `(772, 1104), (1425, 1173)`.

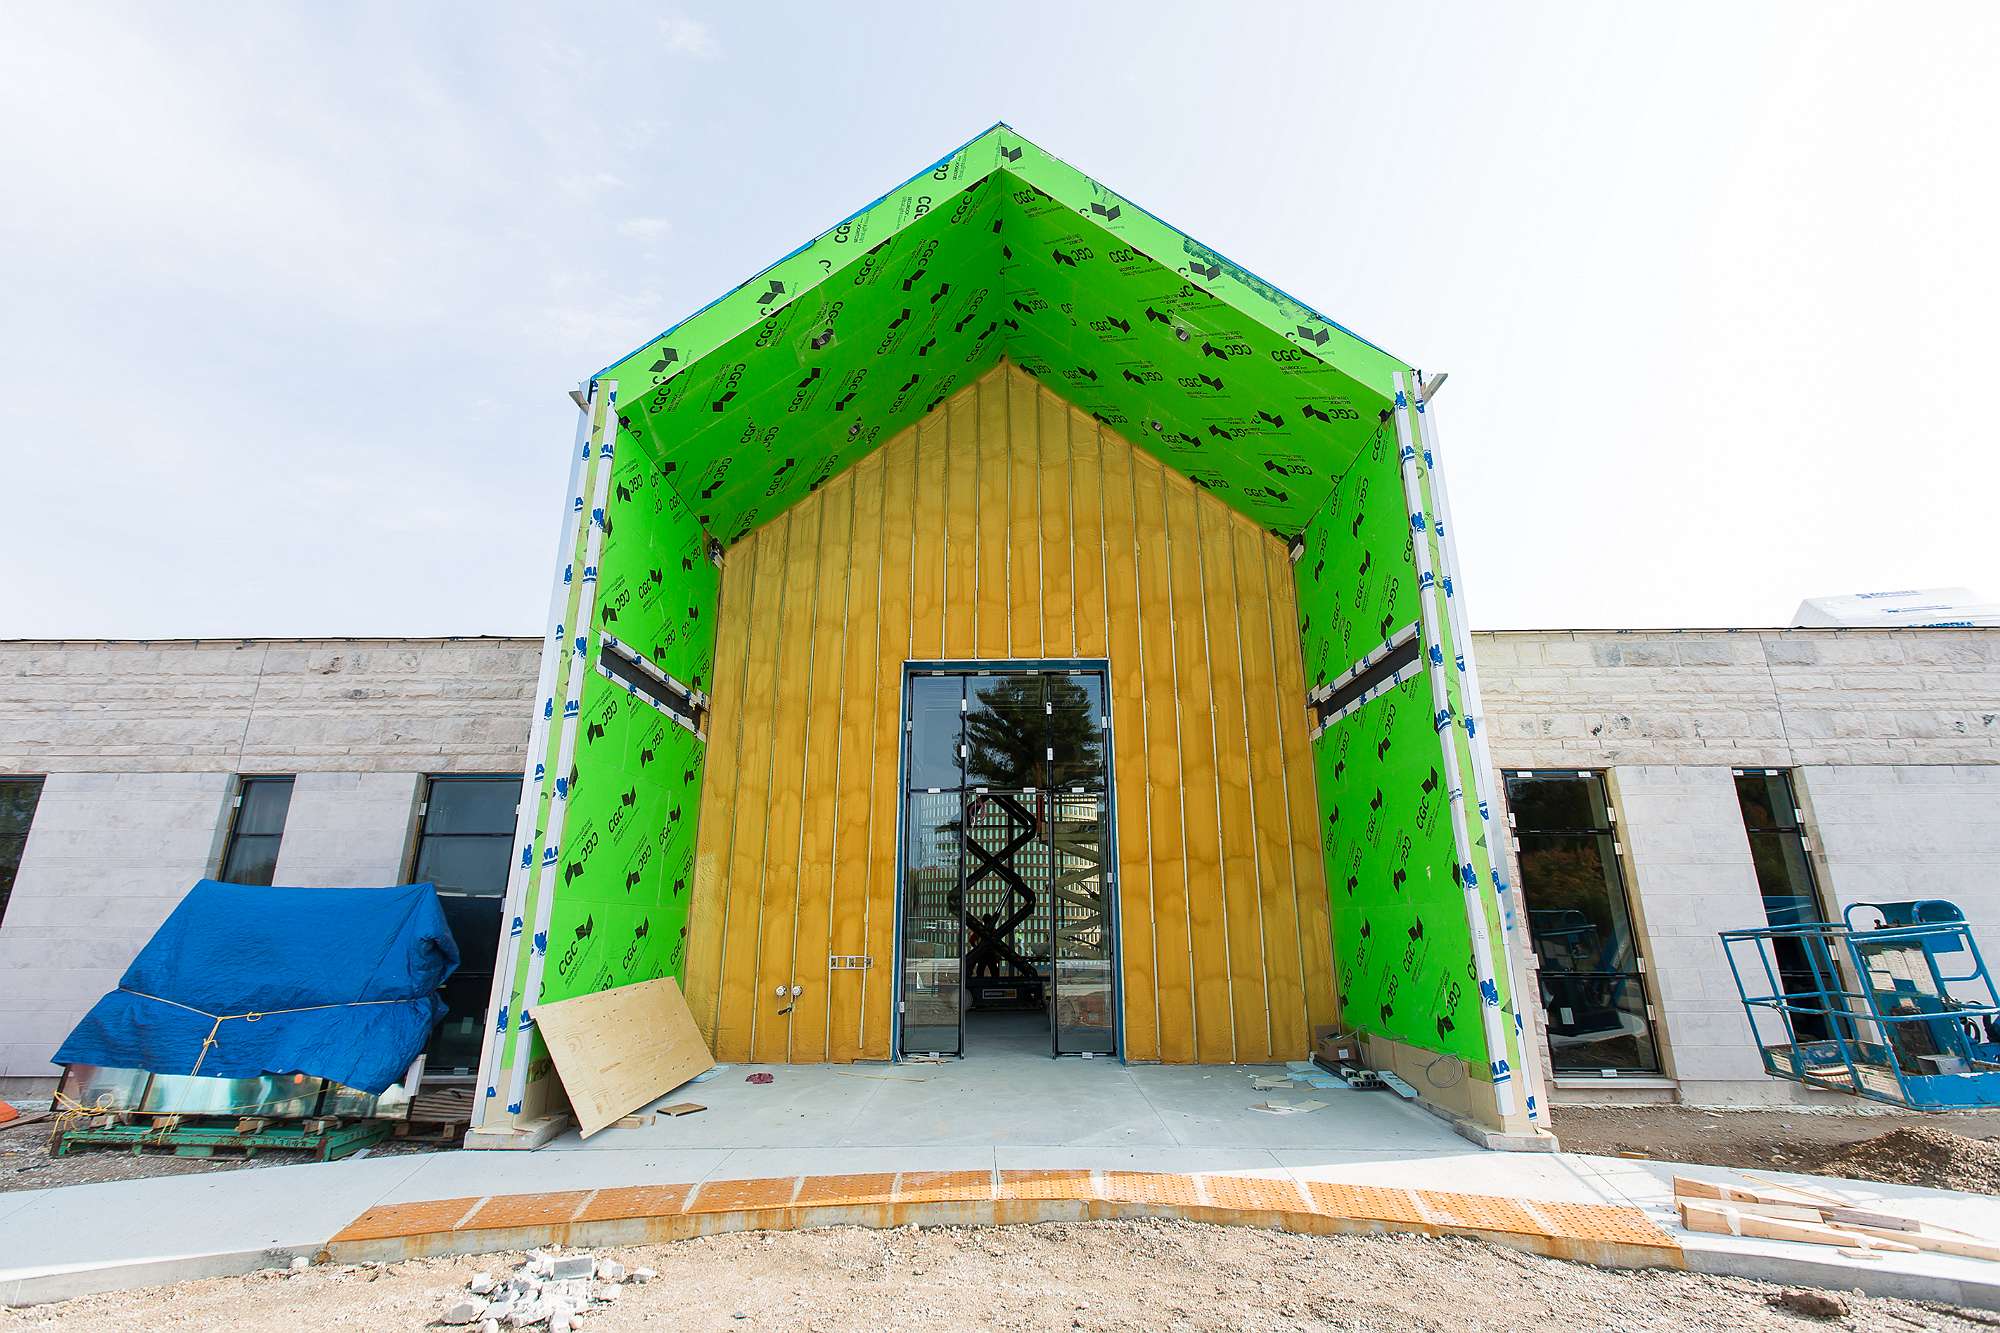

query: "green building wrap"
(1311, 674), (1483, 1062)
(481, 124), (1526, 1124)
(1291, 417), (1418, 692)
(598, 124), (1407, 549)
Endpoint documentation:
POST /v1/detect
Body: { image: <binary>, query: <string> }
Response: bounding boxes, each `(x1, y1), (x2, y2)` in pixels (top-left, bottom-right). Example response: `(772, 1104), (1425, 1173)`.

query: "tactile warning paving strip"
(1524, 1199), (1678, 1248)
(462, 1190), (593, 1231)
(1201, 1174), (1307, 1214)
(333, 1195), (482, 1242)
(1416, 1190), (1541, 1236)
(575, 1183), (694, 1223)
(795, 1173), (899, 1207)
(1099, 1171), (1201, 1206)
(687, 1177), (799, 1213)
(998, 1169), (1096, 1200)
(1302, 1181), (1427, 1224)
(323, 1170), (1684, 1272)
(893, 1170), (994, 1203)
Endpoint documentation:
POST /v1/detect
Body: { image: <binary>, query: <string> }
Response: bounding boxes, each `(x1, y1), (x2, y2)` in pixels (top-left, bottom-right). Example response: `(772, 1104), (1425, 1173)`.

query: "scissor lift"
(1721, 899), (2000, 1109)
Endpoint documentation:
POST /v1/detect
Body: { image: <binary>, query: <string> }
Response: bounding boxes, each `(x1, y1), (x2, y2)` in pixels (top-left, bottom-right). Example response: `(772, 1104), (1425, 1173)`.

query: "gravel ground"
(1553, 1104), (2000, 1190)
(1, 1219), (1991, 1332)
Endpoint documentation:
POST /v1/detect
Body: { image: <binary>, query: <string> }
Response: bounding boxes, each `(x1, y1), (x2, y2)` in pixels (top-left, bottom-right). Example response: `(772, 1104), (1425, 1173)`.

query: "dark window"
(0, 777), (45, 927)
(1734, 769), (1835, 1041)
(413, 775), (520, 1074)
(1505, 770), (1662, 1075)
(218, 777), (294, 887)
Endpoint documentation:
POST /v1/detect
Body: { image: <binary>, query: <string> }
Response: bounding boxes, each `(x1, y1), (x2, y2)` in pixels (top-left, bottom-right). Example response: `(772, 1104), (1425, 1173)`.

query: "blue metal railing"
(1720, 906), (2000, 1110)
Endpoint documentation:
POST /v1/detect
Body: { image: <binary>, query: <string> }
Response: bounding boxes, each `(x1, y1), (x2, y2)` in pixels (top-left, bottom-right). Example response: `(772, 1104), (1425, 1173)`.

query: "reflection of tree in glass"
(964, 676), (1101, 789)
(965, 676), (1042, 788)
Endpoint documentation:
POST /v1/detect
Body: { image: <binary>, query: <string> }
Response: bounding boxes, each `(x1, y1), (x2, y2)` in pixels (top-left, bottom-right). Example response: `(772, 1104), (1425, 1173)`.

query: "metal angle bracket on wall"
(1305, 620), (1423, 739)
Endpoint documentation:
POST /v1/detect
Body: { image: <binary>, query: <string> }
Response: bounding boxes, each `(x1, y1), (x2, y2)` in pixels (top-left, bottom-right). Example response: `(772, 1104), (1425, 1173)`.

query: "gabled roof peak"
(602, 125), (1411, 547)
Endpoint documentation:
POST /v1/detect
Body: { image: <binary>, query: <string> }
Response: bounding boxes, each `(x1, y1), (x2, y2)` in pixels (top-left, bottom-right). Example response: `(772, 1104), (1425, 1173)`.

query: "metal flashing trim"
(1307, 620), (1422, 706)
(500, 381), (621, 1116)
(1307, 634), (1424, 739)
(1412, 380), (1549, 1124)
(596, 632), (709, 739)
(472, 382), (599, 1129)
(1392, 373), (1516, 1120)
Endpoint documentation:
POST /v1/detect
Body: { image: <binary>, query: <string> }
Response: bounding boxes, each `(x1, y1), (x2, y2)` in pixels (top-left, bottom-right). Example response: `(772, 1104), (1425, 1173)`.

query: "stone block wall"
(0, 639), (539, 1087)
(1475, 627), (2000, 1106)
(0, 772), (232, 1082)
(0, 628), (1993, 1101)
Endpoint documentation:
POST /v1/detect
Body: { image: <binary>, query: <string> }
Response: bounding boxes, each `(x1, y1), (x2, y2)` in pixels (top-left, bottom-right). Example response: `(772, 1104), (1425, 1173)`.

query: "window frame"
(0, 775), (47, 928)
(1732, 767), (1828, 922)
(217, 775), (296, 887)
(408, 773), (521, 1077)
(1503, 767), (1664, 1077)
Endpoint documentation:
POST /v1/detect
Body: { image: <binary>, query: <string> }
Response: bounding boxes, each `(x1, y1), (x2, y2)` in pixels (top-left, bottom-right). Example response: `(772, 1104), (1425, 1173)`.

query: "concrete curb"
(8, 1167), (2000, 1312)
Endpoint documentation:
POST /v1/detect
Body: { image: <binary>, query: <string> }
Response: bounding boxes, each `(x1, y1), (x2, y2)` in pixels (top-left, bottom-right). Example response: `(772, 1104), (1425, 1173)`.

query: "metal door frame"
(891, 659), (1120, 1062)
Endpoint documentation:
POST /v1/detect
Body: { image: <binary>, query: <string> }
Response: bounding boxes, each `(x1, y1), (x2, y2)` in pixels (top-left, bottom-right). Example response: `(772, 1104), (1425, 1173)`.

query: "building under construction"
(469, 124), (1540, 1141)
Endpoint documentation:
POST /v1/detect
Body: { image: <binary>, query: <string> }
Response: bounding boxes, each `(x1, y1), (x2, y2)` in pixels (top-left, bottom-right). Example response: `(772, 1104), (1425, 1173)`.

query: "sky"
(2, 2), (1995, 637)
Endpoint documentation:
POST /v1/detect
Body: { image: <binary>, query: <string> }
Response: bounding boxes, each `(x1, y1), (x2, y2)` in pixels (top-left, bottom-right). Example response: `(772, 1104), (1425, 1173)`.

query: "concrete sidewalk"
(7, 1061), (2000, 1309)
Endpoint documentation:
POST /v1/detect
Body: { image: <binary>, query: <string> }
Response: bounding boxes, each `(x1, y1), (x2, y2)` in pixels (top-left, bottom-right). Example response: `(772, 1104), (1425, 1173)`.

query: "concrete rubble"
(437, 1250), (645, 1328)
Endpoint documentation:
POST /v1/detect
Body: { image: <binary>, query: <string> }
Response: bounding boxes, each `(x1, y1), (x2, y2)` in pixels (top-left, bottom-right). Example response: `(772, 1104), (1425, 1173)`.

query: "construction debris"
(435, 1250), (643, 1328)
(1672, 1174), (2000, 1262)
(1249, 1099), (1328, 1116)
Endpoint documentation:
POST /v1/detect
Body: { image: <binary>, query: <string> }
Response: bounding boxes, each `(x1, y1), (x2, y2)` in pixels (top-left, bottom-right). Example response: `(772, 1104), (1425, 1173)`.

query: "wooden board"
(1097, 415), (1157, 1061)
(825, 453), (885, 1061)
(1037, 383), (1074, 655)
(861, 427), (919, 1059)
(1164, 471), (1232, 1063)
(752, 493), (823, 1063)
(1131, 454), (1195, 1062)
(682, 363), (1339, 1065)
(681, 527), (760, 1039)
(790, 473), (852, 1062)
(1677, 1198), (1917, 1253)
(1007, 367), (1043, 655)
(1203, 499), (1268, 1063)
(535, 977), (715, 1139)
(974, 373), (1010, 659)
(1269, 535), (1339, 1029)
(1236, 517), (1308, 1058)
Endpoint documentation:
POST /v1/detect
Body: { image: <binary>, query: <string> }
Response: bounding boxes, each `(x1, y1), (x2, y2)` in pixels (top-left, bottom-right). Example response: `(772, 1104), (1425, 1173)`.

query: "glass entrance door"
(898, 666), (1115, 1058)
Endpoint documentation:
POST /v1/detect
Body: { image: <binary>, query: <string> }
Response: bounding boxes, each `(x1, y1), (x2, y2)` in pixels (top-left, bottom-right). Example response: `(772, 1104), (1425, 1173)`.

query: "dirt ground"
(0, 1107), (446, 1193)
(1, 1219), (1991, 1332)
(1553, 1104), (2000, 1192)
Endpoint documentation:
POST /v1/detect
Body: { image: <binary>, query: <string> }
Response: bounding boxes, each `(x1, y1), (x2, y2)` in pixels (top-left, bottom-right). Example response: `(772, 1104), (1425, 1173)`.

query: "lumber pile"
(1674, 1175), (2000, 1261)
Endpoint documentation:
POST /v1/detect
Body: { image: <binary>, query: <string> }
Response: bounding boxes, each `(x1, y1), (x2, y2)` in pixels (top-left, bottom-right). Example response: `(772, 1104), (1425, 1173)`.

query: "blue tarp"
(55, 880), (459, 1094)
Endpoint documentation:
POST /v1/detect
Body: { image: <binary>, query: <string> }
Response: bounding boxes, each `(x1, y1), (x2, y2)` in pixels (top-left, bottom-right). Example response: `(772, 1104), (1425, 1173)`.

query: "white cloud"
(659, 14), (719, 59)
(617, 216), (672, 241)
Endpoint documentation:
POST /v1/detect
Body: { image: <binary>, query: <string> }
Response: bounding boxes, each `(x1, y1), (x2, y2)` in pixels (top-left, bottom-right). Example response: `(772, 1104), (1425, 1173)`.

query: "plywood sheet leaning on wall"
(533, 976), (714, 1138)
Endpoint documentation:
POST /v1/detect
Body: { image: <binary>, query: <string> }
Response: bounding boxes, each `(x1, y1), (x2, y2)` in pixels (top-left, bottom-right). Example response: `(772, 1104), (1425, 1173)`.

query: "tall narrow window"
(411, 775), (520, 1074)
(1734, 768), (1834, 1041)
(1505, 770), (1662, 1075)
(0, 777), (45, 927)
(218, 777), (294, 887)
